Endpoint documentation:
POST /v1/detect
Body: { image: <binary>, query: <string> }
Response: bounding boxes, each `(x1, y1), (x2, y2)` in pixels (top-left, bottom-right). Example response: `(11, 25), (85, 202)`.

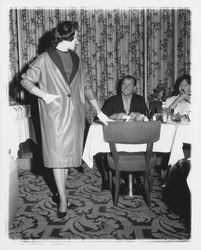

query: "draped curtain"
(9, 8), (190, 122)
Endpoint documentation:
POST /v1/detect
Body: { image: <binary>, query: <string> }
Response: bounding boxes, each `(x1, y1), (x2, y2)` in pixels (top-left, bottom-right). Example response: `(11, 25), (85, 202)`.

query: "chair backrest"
(103, 121), (161, 144)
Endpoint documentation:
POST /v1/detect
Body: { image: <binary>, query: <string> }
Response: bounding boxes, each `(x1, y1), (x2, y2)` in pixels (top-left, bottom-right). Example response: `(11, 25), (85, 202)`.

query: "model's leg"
(64, 168), (69, 181)
(53, 168), (66, 212)
(64, 168), (74, 206)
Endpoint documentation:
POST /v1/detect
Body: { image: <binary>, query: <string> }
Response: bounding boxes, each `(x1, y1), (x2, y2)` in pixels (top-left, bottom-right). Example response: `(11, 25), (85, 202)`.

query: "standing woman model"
(21, 21), (110, 218)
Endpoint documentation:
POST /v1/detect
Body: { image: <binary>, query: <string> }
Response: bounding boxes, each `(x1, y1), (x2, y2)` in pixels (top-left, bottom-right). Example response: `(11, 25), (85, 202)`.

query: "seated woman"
(165, 74), (191, 116)
(158, 75), (191, 185)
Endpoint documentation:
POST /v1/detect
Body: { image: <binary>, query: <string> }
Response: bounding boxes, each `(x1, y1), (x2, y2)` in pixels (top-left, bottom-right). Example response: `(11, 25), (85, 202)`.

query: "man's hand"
(121, 114), (130, 120)
(129, 112), (141, 119)
(109, 113), (130, 120)
(130, 112), (149, 121)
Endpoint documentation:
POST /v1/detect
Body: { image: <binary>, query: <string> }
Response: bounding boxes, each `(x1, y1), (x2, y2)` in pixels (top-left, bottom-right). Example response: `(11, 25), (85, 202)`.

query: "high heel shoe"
(57, 209), (67, 218)
(57, 203), (67, 218)
(57, 201), (78, 218)
(52, 193), (78, 208)
(57, 199), (67, 218)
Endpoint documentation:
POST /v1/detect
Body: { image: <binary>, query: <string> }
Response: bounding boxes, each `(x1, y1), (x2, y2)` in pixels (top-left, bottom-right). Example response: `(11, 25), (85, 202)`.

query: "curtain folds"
(9, 8), (191, 122)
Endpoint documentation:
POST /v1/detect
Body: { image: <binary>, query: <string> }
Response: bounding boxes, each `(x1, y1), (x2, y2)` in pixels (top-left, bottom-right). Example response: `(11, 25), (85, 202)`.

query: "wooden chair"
(103, 121), (161, 207)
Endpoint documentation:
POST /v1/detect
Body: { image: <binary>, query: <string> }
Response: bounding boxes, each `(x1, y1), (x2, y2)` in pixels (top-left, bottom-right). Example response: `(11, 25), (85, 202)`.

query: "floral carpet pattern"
(9, 163), (190, 240)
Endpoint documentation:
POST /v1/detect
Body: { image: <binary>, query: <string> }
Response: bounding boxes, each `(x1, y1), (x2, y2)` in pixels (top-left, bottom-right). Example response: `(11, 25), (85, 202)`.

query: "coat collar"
(68, 50), (79, 83)
(46, 46), (79, 85)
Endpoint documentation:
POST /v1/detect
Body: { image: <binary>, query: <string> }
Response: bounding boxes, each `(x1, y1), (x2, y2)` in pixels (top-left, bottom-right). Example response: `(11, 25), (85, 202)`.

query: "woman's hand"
(176, 93), (191, 103)
(97, 112), (112, 125)
(168, 93), (191, 110)
(43, 93), (60, 104)
(180, 93), (191, 103)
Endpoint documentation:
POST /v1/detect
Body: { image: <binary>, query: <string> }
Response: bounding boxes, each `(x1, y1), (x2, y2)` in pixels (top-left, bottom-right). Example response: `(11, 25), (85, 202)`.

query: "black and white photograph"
(1, 0), (201, 249)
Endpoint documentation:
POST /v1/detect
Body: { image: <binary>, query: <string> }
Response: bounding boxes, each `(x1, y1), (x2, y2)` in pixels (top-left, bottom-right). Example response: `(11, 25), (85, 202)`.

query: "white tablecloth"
(82, 122), (191, 169)
(9, 105), (37, 160)
(168, 123), (191, 166)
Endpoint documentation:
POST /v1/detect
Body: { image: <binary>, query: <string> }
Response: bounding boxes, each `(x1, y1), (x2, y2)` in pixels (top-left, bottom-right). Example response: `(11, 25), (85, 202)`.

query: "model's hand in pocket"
(42, 93), (60, 104)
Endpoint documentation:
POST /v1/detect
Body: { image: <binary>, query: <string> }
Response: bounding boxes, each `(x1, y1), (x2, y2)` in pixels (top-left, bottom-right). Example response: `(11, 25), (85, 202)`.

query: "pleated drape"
(9, 8), (190, 122)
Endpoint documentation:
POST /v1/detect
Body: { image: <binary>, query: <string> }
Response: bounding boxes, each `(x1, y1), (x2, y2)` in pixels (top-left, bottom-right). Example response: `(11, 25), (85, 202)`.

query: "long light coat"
(22, 47), (94, 168)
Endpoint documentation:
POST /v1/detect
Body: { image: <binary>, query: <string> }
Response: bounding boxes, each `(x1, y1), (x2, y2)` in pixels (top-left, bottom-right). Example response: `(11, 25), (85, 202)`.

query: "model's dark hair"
(173, 74), (191, 95)
(51, 21), (79, 47)
(117, 75), (137, 94)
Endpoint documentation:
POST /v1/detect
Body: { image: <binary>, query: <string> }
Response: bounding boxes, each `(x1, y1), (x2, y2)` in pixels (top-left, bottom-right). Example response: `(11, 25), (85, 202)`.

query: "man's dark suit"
(102, 93), (148, 117)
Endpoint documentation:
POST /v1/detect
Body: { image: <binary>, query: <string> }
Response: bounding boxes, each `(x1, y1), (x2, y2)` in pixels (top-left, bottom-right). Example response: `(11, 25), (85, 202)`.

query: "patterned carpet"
(9, 162), (190, 240)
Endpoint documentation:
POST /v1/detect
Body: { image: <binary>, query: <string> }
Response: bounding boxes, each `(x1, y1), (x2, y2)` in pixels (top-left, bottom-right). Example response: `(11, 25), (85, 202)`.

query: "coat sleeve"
(82, 62), (96, 101)
(20, 57), (41, 93)
(21, 56), (44, 91)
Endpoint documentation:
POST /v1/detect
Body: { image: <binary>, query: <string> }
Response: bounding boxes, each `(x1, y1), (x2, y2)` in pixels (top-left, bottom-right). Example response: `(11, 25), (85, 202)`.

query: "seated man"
(95, 75), (149, 190)
(102, 75), (148, 121)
